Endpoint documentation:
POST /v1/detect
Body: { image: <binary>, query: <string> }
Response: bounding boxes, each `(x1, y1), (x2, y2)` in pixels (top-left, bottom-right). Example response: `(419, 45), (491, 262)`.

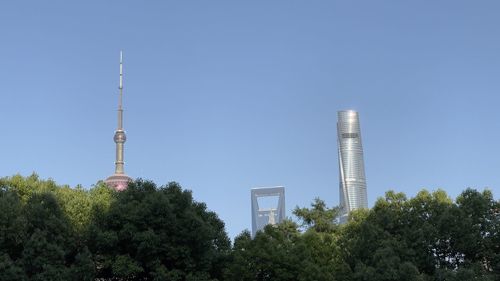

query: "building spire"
(114, 50), (126, 174)
(105, 51), (131, 191)
(118, 51), (123, 128)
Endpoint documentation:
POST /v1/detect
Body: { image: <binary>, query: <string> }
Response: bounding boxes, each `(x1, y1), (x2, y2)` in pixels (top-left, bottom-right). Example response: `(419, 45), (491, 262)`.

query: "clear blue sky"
(1, 1), (499, 238)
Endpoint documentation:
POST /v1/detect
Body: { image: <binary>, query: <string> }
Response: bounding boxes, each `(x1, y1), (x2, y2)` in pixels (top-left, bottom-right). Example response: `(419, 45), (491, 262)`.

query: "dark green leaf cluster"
(0, 176), (94, 281)
(226, 199), (349, 281)
(338, 189), (500, 280)
(87, 179), (231, 280)
(227, 190), (500, 281)
(0, 174), (498, 281)
(0, 174), (230, 281)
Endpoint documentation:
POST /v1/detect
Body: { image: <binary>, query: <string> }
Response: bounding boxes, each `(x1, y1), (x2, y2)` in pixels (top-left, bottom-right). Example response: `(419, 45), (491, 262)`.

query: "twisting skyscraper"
(337, 110), (368, 223)
(106, 51), (131, 191)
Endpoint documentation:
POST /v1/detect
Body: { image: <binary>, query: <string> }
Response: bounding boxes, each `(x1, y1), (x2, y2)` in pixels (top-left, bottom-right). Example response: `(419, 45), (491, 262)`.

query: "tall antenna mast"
(114, 50), (126, 174)
(118, 50), (123, 129)
(106, 51), (131, 191)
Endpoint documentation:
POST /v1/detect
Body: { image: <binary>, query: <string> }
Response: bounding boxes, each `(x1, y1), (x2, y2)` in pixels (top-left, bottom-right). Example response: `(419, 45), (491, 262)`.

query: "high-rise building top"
(105, 51), (131, 191)
(251, 186), (285, 237)
(337, 110), (368, 223)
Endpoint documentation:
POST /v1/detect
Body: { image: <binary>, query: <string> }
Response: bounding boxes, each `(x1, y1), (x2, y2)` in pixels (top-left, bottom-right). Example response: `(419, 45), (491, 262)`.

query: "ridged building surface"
(337, 110), (368, 223)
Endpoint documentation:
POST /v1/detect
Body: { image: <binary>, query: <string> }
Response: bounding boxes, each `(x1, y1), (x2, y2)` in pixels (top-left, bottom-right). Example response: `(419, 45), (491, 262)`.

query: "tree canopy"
(228, 189), (500, 281)
(0, 174), (230, 281)
(0, 174), (498, 280)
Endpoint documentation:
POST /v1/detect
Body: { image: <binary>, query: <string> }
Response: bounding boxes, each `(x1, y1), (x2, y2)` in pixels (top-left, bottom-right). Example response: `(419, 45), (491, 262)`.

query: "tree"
(87, 179), (230, 281)
(20, 192), (95, 280)
(0, 190), (27, 281)
(0, 173), (58, 203)
(0, 175), (95, 281)
(338, 188), (500, 281)
(2, 173), (499, 280)
(293, 198), (340, 233)
(227, 199), (346, 281)
(226, 227), (301, 281)
(451, 188), (500, 278)
(338, 190), (428, 281)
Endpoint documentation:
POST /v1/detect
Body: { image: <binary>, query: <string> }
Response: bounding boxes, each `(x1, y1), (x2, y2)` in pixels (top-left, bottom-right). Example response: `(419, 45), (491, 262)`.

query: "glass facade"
(337, 110), (368, 223)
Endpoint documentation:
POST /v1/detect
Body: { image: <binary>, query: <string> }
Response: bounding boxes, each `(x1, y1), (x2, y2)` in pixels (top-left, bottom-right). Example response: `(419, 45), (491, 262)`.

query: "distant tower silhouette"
(106, 51), (131, 191)
(337, 110), (368, 223)
(251, 186), (285, 237)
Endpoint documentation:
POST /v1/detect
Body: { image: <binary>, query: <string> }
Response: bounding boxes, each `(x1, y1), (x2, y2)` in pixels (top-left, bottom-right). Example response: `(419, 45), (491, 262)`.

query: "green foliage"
(226, 228), (300, 281)
(228, 188), (499, 281)
(0, 173), (59, 203)
(1, 173), (499, 280)
(0, 253), (25, 281)
(0, 176), (97, 281)
(293, 198), (340, 233)
(70, 247), (95, 281)
(0, 190), (26, 261)
(88, 179), (231, 280)
(226, 200), (344, 281)
(54, 185), (91, 233)
(336, 188), (500, 281)
(0, 175), (231, 280)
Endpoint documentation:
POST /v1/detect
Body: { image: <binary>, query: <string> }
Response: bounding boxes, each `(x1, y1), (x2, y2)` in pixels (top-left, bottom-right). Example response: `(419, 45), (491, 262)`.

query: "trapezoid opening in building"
(251, 186), (285, 237)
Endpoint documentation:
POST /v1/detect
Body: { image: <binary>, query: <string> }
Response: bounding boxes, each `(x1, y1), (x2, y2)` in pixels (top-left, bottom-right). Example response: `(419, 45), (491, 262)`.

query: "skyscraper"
(337, 110), (368, 223)
(105, 51), (131, 191)
(251, 186), (285, 237)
